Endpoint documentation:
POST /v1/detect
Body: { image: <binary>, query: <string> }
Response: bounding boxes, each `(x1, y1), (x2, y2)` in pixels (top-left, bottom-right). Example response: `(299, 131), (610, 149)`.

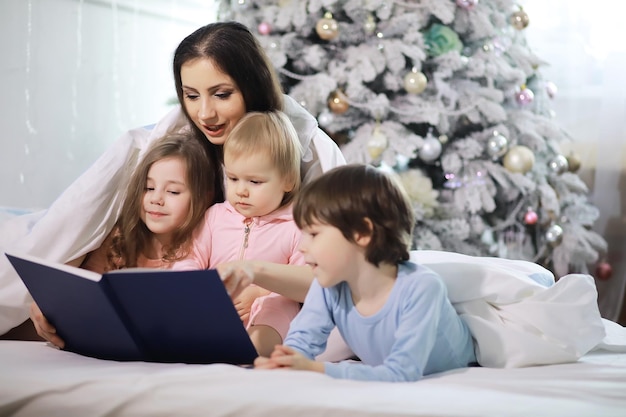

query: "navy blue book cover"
(5, 253), (258, 365)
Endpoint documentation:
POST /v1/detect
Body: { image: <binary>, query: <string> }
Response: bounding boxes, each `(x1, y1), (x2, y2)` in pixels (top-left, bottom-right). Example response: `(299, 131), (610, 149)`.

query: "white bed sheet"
(1, 341), (625, 417)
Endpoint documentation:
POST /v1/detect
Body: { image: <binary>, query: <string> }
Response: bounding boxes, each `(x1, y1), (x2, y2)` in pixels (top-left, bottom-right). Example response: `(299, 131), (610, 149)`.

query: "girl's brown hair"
(293, 164), (415, 266)
(106, 133), (215, 270)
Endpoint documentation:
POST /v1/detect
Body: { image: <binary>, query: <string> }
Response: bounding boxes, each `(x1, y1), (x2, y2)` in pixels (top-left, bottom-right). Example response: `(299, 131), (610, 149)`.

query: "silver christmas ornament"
(545, 224), (563, 246)
(548, 155), (569, 175)
(486, 131), (508, 159)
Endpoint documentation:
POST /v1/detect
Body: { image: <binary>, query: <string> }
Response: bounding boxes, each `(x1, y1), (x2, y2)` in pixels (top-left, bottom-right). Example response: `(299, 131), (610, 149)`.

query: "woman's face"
(180, 58), (247, 145)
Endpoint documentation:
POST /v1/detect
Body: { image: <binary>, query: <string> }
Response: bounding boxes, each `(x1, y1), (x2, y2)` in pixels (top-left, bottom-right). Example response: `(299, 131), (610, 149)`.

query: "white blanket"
(1, 340), (626, 417)
(412, 250), (622, 368)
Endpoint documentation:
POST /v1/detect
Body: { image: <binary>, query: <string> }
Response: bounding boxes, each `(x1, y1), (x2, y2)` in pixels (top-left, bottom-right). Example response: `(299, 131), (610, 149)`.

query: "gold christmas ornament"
(503, 145), (534, 173)
(316, 12), (339, 41)
(566, 152), (582, 172)
(510, 8), (530, 30)
(404, 68), (428, 94)
(327, 90), (349, 114)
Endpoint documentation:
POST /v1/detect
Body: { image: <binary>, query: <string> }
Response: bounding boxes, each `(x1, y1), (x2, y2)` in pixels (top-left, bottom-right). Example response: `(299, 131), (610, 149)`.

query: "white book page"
(4, 251), (102, 282)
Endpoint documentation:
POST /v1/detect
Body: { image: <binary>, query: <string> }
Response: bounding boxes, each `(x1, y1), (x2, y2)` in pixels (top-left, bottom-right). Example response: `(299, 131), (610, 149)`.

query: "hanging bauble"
(438, 134), (449, 144)
(545, 81), (558, 99)
(327, 90), (349, 114)
(566, 152), (582, 172)
(364, 14), (376, 35)
(548, 155), (569, 175)
(419, 137), (443, 163)
(515, 86), (534, 106)
(595, 261), (613, 280)
(367, 128), (389, 160)
(486, 131), (508, 159)
(503, 145), (535, 174)
(456, 0), (478, 10)
(424, 24), (463, 57)
(510, 8), (530, 30)
(404, 68), (428, 94)
(316, 12), (339, 41)
(523, 208), (538, 225)
(257, 22), (271, 36)
(544, 224), (563, 246)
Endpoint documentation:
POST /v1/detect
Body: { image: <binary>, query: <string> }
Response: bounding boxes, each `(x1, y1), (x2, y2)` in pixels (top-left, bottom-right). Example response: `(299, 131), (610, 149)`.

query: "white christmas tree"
(218, 0), (610, 280)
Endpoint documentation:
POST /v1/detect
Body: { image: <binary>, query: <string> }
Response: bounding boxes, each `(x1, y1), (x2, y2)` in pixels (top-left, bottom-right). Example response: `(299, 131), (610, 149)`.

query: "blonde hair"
(224, 111), (302, 206)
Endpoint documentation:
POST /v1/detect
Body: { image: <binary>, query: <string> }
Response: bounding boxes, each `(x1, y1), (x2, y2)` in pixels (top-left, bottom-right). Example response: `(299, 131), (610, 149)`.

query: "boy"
(254, 164), (476, 382)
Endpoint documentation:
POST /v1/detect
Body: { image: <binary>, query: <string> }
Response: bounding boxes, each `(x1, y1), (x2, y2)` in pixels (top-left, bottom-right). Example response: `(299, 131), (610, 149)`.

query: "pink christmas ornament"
(258, 22), (271, 36)
(515, 87), (534, 105)
(456, 0), (478, 10)
(523, 209), (538, 225)
(545, 81), (558, 99)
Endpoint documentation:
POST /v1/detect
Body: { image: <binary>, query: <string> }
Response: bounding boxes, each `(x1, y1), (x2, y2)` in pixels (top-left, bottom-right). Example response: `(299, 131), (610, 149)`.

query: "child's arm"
(322, 272), (471, 382)
(254, 345), (324, 373)
(255, 279), (336, 367)
(222, 261), (313, 302)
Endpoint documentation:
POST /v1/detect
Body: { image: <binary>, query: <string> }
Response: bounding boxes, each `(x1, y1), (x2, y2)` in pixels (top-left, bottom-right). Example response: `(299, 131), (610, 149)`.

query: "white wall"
(0, 0), (217, 209)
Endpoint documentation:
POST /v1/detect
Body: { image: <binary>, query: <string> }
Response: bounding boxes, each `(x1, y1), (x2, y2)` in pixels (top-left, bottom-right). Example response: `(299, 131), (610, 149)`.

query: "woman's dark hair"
(172, 21), (284, 202)
(293, 164), (415, 266)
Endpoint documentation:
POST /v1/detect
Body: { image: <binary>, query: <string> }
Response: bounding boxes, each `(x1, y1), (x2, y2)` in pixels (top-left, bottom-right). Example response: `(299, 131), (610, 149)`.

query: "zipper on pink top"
(238, 219), (253, 260)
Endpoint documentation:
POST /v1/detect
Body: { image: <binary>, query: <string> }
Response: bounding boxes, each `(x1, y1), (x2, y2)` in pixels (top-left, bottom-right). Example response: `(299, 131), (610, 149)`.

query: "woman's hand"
(254, 345), (324, 373)
(29, 302), (64, 348)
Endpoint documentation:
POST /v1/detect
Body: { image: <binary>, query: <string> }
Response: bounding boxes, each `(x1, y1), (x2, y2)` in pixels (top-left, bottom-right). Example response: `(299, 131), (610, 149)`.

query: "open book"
(5, 252), (258, 364)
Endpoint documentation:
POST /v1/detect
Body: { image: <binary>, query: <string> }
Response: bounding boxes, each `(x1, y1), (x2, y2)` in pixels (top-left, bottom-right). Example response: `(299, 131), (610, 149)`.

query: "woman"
(0, 21), (345, 341)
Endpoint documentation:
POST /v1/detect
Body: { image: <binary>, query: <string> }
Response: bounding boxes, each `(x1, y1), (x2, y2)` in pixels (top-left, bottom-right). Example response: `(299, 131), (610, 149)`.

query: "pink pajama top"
(174, 201), (304, 270)
(173, 201), (304, 338)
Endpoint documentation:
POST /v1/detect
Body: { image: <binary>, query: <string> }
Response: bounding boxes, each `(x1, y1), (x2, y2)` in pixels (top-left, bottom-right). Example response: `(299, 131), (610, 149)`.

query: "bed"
(2, 207), (626, 416)
(1, 339), (626, 417)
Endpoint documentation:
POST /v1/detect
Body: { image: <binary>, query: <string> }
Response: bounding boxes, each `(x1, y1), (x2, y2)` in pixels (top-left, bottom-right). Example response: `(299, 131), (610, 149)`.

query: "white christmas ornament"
(367, 128), (389, 160)
(419, 137), (442, 162)
(317, 110), (334, 127)
(404, 68), (428, 94)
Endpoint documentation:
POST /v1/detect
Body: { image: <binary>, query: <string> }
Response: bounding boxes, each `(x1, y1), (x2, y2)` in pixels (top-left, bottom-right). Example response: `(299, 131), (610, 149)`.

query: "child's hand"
(30, 302), (64, 348)
(217, 261), (254, 299)
(233, 285), (269, 323)
(254, 345), (324, 374)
